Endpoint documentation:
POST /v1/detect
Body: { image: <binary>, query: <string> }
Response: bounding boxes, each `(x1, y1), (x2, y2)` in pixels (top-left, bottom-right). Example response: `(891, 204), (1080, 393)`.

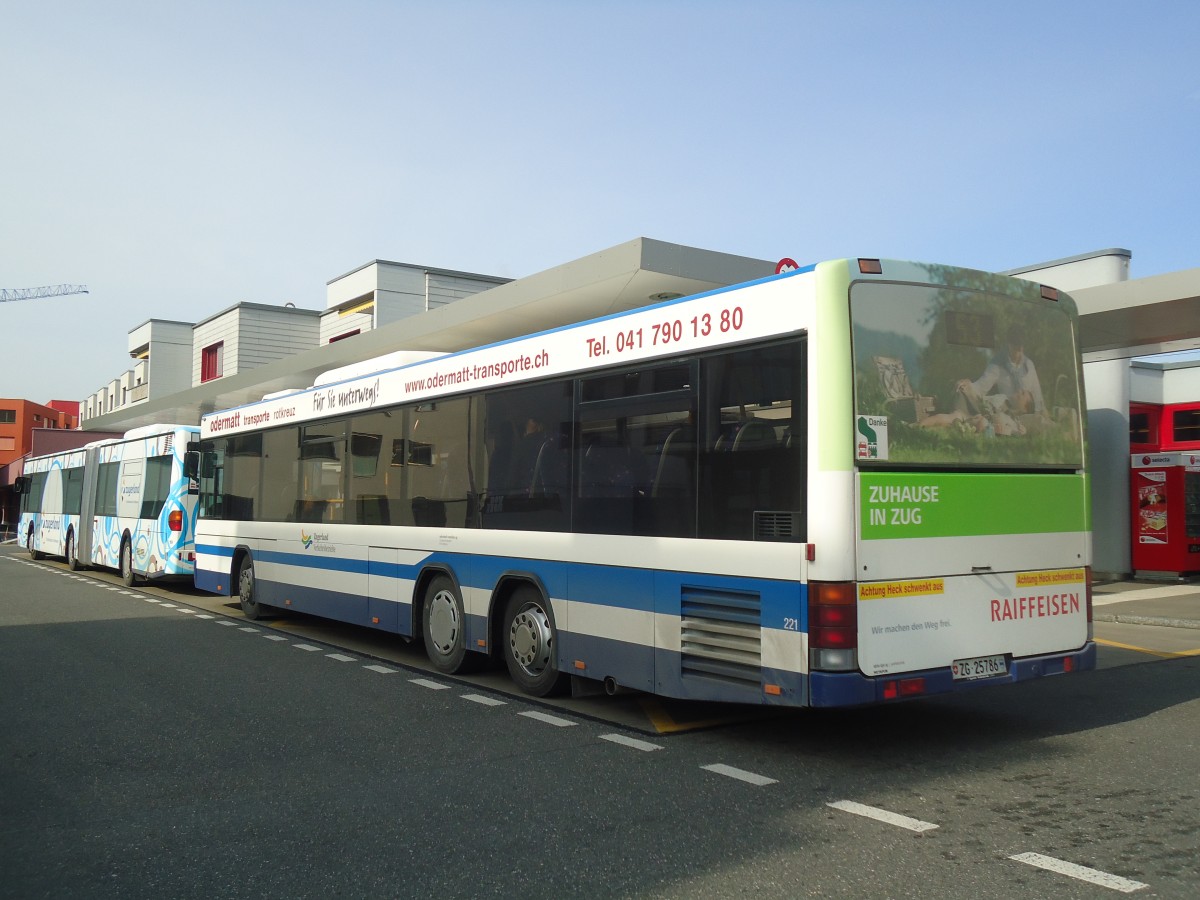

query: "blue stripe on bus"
(197, 542), (806, 628)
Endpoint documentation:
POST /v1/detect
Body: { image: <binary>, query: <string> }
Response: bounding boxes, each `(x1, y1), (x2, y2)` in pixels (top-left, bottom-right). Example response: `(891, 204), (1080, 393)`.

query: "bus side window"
(699, 340), (805, 541)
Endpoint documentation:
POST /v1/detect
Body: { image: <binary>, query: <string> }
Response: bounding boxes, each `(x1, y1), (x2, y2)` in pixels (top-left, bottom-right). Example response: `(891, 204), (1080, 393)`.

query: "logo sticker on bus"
(856, 415), (888, 460)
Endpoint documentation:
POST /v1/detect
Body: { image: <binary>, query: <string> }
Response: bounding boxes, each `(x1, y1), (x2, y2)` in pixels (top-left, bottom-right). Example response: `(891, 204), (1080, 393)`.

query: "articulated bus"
(17, 425), (200, 585)
(194, 259), (1094, 707)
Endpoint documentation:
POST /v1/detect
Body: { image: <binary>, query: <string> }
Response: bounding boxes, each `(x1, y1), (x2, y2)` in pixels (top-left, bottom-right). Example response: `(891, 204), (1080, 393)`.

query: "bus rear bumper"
(808, 642), (1097, 708)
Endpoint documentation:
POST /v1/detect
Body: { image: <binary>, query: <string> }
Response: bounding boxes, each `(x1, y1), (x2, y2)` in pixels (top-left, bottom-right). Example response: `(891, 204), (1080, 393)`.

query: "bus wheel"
(503, 585), (568, 697)
(66, 531), (80, 571)
(120, 539), (137, 586)
(27, 530), (44, 561)
(238, 556), (272, 620)
(422, 575), (472, 674)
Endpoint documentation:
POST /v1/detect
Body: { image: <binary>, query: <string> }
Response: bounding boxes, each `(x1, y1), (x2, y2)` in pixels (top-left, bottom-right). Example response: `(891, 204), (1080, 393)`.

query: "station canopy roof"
(88, 238), (776, 432)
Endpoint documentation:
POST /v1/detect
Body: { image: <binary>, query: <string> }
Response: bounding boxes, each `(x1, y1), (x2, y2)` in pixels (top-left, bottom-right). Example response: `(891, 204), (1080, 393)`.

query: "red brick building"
(1, 398), (81, 537)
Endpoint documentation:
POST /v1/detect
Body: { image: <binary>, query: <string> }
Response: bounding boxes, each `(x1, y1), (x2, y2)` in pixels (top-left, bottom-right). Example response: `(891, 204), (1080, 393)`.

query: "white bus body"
(18, 425), (200, 583)
(194, 260), (1094, 707)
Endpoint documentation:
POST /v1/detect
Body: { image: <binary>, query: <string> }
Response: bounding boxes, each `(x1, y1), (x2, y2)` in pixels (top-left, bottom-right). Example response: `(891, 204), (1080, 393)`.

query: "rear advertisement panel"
(857, 568), (1088, 676)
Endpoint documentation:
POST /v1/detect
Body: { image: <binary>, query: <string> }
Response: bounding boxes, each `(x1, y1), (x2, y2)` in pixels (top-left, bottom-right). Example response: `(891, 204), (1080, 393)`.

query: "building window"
(0, 409), (14, 424)
(1173, 409), (1200, 443)
(201, 341), (225, 382)
(329, 329), (361, 343)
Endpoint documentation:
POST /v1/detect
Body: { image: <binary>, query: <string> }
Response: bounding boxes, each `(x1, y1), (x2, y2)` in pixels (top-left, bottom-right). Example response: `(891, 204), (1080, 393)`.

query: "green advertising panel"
(859, 472), (1088, 540)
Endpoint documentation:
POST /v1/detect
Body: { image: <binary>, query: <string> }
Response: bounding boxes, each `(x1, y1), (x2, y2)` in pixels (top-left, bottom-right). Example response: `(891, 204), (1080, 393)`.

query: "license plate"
(951, 654), (1007, 680)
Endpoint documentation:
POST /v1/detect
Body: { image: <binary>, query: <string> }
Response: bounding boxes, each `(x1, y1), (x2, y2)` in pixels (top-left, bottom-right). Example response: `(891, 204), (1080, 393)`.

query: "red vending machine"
(1130, 401), (1200, 577)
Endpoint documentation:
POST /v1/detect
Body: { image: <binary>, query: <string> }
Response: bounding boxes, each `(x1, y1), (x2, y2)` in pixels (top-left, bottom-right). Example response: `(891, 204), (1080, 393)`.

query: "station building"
(15, 237), (1200, 580)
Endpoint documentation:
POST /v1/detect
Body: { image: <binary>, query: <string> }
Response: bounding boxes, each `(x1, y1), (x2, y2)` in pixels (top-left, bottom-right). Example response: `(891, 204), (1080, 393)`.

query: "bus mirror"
(184, 451), (201, 491)
(13, 476), (29, 495)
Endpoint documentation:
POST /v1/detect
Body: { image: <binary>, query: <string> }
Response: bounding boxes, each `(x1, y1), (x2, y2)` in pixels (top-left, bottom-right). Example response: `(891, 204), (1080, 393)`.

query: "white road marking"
(1092, 585), (1196, 606)
(519, 710), (577, 727)
(142, 598), (162, 603)
(827, 800), (938, 832)
(1009, 853), (1148, 892)
(702, 764), (777, 786)
(326, 654), (357, 662)
(262, 635), (288, 642)
(292, 644), (323, 652)
(363, 664), (398, 674)
(193, 614), (215, 619)
(215, 620), (239, 627)
(410, 678), (450, 690)
(239, 627), (260, 633)
(600, 733), (662, 752)
(159, 603), (178, 608)
(461, 693), (506, 707)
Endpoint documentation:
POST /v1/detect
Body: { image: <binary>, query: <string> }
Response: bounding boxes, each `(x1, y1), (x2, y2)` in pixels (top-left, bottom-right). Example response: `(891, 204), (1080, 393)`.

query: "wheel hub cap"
(429, 590), (459, 653)
(509, 606), (552, 674)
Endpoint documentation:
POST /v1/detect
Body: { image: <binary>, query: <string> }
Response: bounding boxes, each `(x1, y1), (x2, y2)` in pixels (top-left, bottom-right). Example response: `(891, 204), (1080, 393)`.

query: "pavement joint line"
(600, 733), (662, 752)
(520, 710), (577, 727)
(1093, 613), (1200, 630)
(703, 763), (778, 786)
(1008, 852), (1148, 893)
(826, 800), (937, 831)
(410, 678), (451, 690)
(461, 693), (506, 707)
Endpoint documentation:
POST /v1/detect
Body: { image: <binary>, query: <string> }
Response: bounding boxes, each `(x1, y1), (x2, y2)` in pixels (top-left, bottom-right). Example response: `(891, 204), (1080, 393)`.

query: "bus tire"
(238, 556), (273, 620)
(422, 575), (474, 674)
(502, 585), (568, 697)
(66, 530), (80, 571)
(27, 530), (44, 561)
(120, 538), (138, 586)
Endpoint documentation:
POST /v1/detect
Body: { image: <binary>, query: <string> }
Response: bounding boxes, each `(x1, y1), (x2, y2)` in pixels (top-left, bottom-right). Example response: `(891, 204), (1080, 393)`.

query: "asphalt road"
(2, 547), (1198, 899)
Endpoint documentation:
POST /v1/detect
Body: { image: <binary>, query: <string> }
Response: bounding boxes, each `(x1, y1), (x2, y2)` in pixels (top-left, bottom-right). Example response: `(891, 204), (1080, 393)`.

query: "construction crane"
(0, 284), (89, 303)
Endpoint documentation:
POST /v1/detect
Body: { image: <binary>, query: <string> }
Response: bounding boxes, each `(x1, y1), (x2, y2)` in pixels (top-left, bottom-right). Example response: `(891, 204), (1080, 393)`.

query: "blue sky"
(3, 1), (1198, 403)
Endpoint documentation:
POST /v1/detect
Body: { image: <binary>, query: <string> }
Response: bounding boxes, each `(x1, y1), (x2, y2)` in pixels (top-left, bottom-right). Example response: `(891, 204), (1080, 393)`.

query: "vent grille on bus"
(754, 510), (802, 541)
(680, 587), (761, 687)
(163, 433), (175, 453)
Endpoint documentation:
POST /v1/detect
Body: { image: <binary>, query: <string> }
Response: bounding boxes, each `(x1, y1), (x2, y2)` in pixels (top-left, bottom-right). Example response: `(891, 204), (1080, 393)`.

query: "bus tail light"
(882, 677), (927, 700)
(168, 510), (184, 532)
(808, 581), (858, 672)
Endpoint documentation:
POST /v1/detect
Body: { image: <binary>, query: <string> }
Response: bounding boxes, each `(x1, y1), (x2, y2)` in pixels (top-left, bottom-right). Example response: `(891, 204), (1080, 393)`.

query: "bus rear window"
(851, 281), (1084, 469)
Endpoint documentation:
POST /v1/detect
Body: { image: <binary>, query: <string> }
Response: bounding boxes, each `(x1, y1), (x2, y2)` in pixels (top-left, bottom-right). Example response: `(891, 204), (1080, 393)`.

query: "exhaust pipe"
(603, 676), (631, 696)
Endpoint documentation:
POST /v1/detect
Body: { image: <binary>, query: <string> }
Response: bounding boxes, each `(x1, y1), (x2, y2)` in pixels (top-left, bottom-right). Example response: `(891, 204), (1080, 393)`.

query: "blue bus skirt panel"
(808, 642), (1098, 708)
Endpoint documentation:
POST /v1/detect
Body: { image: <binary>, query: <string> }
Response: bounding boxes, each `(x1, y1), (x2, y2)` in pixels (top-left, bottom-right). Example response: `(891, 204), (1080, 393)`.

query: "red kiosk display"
(1130, 401), (1200, 577)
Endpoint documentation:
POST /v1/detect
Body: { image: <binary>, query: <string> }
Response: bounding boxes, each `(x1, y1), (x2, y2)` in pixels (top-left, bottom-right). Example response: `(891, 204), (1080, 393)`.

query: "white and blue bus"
(17, 424), (200, 585)
(194, 259), (1094, 707)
